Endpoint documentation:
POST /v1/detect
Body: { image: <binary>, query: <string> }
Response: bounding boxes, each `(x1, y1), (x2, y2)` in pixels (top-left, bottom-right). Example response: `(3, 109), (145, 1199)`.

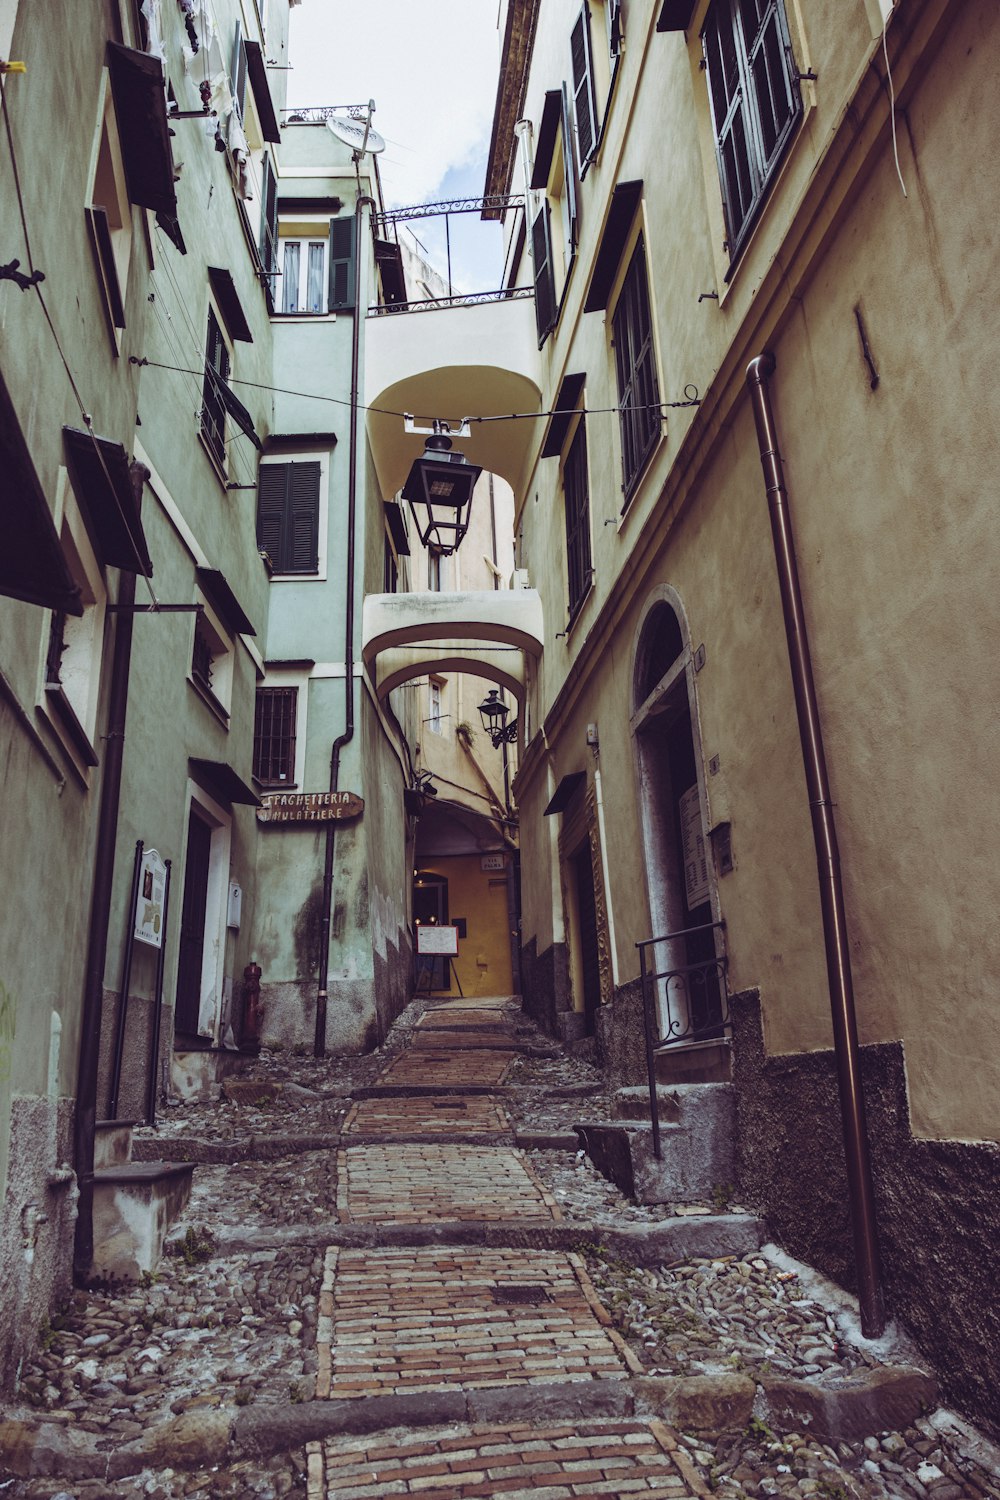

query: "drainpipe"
(314, 190), (372, 1057)
(745, 353), (885, 1338)
(73, 462), (149, 1280)
(591, 747), (620, 989)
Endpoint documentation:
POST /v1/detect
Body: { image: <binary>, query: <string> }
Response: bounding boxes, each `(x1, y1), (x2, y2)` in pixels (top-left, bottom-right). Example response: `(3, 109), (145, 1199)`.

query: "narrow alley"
(4, 995), (998, 1499)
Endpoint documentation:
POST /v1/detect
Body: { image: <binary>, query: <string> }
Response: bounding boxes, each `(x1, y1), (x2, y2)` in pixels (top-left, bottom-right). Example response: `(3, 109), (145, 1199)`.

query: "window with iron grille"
(563, 420), (592, 620)
(201, 307), (230, 469)
(253, 686), (298, 785)
(191, 618), (214, 692)
(611, 236), (661, 501)
(256, 460), (321, 574)
(701, 0), (802, 263)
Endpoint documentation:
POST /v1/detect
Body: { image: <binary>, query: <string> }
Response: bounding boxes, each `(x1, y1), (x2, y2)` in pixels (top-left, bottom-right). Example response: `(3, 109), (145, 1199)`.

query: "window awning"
(189, 757), (261, 807)
(383, 500), (410, 556)
(584, 180), (643, 312)
(543, 771), (586, 815)
(0, 373), (83, 615)
(541, 372), (586, 458)
(656, 0), (697, 30)
(107, 42), (177, 219)
(62, 427), (153, 577)
(208, 267), (254, 343)
(195, 567), (256, 637)
(244, 39), (281, 143)
(530, 90), (563, 189)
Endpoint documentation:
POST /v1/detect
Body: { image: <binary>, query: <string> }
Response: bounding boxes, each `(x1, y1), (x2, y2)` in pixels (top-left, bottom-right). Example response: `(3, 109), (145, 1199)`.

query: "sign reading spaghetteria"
(256, 791), (365, 825)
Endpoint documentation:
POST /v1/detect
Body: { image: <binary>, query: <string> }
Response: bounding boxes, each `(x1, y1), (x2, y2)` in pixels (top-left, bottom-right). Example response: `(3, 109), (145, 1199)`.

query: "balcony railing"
(637, 920), (729, 1158)
(368, 285), (534, 316)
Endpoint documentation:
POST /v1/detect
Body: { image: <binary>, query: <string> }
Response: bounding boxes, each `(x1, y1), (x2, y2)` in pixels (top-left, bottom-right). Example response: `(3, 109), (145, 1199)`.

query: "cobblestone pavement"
(3, 993), (1000, 1500)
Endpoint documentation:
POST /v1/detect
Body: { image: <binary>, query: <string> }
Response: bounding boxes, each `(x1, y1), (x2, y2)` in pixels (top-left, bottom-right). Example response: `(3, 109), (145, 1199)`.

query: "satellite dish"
(327, 114), (386, 156)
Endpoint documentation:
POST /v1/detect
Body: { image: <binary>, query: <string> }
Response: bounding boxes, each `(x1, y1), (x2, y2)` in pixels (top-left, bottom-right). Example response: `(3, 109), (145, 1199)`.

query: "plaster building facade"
(475, 0), (1000, 1434)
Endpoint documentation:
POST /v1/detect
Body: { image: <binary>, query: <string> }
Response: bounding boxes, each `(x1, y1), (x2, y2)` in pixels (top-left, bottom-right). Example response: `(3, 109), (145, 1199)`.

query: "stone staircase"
(91, 1119), (194, 1279)
(575, 1082), (735, 1205)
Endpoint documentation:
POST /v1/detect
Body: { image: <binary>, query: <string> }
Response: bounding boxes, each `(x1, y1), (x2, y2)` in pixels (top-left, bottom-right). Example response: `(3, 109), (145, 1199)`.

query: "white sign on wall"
(679, 785), (710, 911)
(480, 853), (505, 872)
(134, 848), (167, 948)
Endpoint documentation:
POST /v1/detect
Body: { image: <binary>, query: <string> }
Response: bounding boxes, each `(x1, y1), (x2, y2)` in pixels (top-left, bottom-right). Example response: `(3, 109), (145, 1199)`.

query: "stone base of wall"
(594, 977), (646, 1090)
(729, 989), (1000, 1441)
(260, 934), (412, 1057)
(96, 988), (164, 1123)
(0, 1095), (76, 1392)
(519, 938), (571, 1036)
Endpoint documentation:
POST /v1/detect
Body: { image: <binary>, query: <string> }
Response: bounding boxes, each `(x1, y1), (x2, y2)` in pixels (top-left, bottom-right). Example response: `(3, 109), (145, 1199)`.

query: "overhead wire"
(0, 69), (159, 605)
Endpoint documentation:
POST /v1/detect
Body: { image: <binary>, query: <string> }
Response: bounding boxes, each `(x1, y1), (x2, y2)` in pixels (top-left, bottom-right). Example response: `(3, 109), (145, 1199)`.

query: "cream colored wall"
(418, 855), (514, 998)
(509, 0), (1000, 1141)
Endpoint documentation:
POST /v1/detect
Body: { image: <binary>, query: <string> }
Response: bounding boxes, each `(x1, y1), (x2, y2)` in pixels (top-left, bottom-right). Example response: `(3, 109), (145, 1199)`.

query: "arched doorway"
(631, 593), (724, 1043)
(413, 870), (450, 991)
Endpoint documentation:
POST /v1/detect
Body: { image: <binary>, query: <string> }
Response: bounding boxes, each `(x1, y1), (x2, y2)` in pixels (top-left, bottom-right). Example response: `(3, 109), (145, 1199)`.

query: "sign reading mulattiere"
(256, 791), (365, 824)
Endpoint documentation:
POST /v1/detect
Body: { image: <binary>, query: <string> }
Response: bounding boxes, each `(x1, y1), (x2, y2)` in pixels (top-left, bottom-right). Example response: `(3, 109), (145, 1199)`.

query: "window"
(86, 91), (133, 341)
(258, 153), (279, 305)
(256, 459), (322, 575)
(530, 86), (579, 345)
(427, 548), (442, 592)
(383, 534), (398, 594)
(428, 680), (443, 734)
(563, 420), (593, 620)
(253, 686), (298, 785)
(188, 597), (233, 720)
(701, 0), (802, 262)
(611, 236), (661, 500)
(280, 238), (328, 314)
(201, 307), (231, 471)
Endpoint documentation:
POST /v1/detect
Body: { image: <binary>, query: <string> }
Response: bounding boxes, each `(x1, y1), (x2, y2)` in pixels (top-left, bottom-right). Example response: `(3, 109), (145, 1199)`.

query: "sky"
(286, 1), (506, 292)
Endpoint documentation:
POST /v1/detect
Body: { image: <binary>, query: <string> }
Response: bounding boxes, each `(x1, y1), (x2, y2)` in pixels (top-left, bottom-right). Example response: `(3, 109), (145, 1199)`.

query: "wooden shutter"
(531, 201), (556, 344)
(258, 153), (279, 303)
(202, 309), (229, 464)
(608, 0), (623, 57)
(328, 215), (356, 312)
(256, 462), (288, 566)
(231, 20), (248, 120)
(570, 4), (598, 166)
(563, 420), (592, 617)
(256, 461), (320, 573)
(560, 84), (579, 257)
(288, 462), (321, 572)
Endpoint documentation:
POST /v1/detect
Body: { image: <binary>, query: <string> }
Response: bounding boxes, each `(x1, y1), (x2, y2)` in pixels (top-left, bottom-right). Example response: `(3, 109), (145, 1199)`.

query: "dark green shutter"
(259, 153), (278, 304)
(571, 5), (598, 166)
(328, 216), (356, 312)
(231, 20), (248, 120)
(256, 461), (321, 573)
(532, 202), (556, 345)
(608, 0), (623, 57)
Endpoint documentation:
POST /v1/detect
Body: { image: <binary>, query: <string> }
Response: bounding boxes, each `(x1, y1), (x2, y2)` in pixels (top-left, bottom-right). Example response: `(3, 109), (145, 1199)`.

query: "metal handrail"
(637, 920), (729, 1159)
(368, 286), (534, 316)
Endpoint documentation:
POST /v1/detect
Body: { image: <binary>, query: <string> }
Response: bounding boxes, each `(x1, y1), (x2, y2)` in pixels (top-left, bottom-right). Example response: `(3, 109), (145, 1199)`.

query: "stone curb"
(514, 1129), (582, 1149)
(206, 1212), (767, 1259)
(1, 1366), (938, 1480)
(135, 1126), (590, 1164)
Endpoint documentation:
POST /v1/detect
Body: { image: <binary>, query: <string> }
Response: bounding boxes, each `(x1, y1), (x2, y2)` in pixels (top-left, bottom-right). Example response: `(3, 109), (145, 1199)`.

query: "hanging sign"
(416, 924), (459, 956)
(679, 784), (710, 910)
(256, 791), (365, 825)
(134, 848), (167, 949)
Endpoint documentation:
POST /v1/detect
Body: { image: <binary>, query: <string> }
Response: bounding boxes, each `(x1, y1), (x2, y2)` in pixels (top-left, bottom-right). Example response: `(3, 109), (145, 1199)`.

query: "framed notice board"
(415, 924), (459, 956)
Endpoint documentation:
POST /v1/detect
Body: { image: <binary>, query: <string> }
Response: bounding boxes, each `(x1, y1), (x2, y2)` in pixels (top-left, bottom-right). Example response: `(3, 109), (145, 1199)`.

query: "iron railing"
(280, 105), (372, 124)
(637, 920), (729, 1158)
(368, 286), (534, 317)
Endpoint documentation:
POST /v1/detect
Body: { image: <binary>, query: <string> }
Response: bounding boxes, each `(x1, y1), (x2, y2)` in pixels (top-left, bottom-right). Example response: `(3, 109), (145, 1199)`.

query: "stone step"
(171, 1045), (252, 1102)
(653, 1038), (732, 1084)
(92, 1161), (195, 1279)
(93, 1118), (138, 1168)
(576, 1083), (735, 1205)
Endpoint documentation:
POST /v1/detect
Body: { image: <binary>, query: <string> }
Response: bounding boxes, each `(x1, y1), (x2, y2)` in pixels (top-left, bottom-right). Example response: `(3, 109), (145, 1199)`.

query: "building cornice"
(482, 0), (541, 216)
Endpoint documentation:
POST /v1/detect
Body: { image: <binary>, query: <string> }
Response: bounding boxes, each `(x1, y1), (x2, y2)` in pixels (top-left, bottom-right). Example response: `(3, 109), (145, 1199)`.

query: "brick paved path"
(313, 995), (701, 1497)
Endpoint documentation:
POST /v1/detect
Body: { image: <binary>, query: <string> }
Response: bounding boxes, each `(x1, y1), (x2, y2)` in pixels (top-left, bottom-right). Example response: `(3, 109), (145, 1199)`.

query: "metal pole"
(146, 859), (172, 1127)
(745, 353), (885, 1336)
(445, 212), (452, 300)
(638, 944), (661, 1159)
(107, 840), (144, 1118)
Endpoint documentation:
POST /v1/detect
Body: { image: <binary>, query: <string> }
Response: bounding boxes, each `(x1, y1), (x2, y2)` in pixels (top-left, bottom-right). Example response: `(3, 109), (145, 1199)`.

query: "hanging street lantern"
(478, 687), (518, 748)
(401, 421), (482, 555)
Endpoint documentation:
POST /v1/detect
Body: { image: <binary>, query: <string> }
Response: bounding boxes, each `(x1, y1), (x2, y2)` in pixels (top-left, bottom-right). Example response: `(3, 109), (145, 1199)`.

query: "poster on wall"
(416, 924), (459, 956)
(134, 847), (167, 948)
(679, 785), (710, 911)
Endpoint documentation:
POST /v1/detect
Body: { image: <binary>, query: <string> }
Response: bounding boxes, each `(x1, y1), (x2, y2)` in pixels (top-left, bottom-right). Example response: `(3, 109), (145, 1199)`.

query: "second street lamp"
(401, 422), (482, 555)
(478, 688), (518, 747)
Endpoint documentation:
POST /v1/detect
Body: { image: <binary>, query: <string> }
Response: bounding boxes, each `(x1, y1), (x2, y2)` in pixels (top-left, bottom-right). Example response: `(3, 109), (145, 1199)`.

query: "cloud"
(287, 1), (500, 208)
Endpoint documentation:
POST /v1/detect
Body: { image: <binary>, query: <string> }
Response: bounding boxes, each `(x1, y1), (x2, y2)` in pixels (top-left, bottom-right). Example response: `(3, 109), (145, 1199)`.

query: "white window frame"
(86, 75), (134, 350)
(258, 448), (330, 582)
(35, 469), (108, 785)
(279, 236), (329, 315)
(275, 214), (338, 320)
(427, 678), (444, 735)
(255, 667), (309, 787)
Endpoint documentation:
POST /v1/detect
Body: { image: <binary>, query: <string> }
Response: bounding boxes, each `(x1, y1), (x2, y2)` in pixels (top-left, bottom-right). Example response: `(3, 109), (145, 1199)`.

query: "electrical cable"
(0, 71), (158, 604)
(128, 355), (700, 428)
(881, 9), (907, 199)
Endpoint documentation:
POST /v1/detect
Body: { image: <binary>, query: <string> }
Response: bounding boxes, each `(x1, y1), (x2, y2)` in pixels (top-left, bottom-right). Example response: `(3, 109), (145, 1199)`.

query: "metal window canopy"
(63, 427), (153, 576)
(107, 42), (177, 218)
(401, 421), (481, 556)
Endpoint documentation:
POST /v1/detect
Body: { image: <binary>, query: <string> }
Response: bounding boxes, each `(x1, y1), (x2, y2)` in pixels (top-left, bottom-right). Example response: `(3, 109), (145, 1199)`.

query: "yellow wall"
(415, 855), (514, 998)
